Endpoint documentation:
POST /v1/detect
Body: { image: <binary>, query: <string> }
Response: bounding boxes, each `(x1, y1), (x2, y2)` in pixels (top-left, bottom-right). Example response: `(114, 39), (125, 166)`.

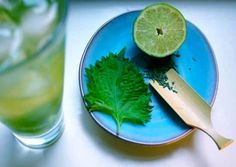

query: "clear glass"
(0, 0), (66, 148)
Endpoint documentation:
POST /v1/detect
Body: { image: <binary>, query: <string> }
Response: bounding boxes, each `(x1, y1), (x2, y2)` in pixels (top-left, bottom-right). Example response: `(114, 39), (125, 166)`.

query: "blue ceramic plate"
(79, 11), (218, 145)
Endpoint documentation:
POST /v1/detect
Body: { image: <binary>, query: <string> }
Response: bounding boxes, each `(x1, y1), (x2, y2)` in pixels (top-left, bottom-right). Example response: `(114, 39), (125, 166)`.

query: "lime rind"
(134, 3), (186, 57)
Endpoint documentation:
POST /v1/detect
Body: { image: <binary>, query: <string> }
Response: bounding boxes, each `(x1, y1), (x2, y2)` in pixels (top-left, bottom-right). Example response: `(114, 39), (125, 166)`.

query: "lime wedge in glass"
(134, 3), (186, 57)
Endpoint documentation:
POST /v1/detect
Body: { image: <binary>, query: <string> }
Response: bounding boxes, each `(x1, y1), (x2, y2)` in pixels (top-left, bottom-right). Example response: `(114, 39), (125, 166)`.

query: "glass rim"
(0, 0), (67, 75)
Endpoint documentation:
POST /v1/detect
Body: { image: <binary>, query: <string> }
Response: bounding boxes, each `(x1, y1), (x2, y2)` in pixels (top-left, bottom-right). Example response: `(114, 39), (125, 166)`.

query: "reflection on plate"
(79, 11), (218, 145)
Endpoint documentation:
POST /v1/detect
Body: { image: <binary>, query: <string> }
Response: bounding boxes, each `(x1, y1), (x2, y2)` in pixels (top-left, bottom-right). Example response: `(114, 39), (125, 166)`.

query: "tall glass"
(0, 0), (66, 148)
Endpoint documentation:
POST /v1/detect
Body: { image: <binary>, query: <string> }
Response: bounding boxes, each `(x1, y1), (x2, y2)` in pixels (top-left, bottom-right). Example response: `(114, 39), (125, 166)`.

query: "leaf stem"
(115, 120), (121, 136)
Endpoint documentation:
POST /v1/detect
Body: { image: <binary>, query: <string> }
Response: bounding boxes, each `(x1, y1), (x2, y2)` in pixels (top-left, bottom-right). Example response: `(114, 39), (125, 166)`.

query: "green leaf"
(0, 0), (53, 25)
(0, 1), (31, 24)
(84, 48), (152, 134)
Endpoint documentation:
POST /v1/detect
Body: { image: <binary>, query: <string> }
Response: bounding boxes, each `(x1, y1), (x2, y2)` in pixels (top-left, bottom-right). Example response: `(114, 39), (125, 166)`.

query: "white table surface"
(1, 0), (236, 166)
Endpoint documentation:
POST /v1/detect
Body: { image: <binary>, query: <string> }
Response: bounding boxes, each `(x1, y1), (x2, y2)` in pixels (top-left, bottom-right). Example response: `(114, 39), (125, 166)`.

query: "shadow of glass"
(2, 138), (46, 167)
(1, 120), (66, 167)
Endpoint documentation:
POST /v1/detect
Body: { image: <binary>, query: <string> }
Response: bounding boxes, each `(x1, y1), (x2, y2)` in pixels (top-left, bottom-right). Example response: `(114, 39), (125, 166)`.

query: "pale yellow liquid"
(0, 34), (64, 136)
(0, 1), (65, 136)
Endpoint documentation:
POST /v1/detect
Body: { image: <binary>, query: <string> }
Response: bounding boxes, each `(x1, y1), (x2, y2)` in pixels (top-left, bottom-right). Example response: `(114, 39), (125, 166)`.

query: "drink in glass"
(0, 0), (66, 148)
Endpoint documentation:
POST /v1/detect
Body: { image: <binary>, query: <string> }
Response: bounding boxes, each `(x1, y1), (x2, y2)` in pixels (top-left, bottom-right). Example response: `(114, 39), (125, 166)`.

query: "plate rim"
(78, 10), (219, 146)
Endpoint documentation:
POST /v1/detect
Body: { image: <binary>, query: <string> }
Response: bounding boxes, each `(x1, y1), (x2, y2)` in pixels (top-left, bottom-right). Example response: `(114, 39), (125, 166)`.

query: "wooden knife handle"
(201, 127), (233, 150)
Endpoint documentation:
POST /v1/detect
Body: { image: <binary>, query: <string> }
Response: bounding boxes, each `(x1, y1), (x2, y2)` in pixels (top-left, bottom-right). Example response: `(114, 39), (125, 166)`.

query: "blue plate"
(79, 11), (218, 145)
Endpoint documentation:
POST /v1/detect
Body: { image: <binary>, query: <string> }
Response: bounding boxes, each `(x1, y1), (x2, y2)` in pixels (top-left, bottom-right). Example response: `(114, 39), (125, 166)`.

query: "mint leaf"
(0, 1), (32, 24)
(0, 0), (55, 25)
(84, 48), (152, 134)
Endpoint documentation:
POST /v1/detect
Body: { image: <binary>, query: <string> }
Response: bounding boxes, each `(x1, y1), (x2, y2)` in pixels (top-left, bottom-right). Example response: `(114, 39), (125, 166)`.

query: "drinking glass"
(0, 0), (66, 148)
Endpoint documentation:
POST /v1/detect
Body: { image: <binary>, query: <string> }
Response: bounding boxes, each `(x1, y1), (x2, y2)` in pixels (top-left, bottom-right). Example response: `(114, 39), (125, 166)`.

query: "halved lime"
(134, 3), (186, 57)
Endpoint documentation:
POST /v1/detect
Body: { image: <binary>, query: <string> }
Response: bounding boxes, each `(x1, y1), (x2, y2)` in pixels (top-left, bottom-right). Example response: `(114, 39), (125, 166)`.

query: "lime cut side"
(134, 3), (186, 57)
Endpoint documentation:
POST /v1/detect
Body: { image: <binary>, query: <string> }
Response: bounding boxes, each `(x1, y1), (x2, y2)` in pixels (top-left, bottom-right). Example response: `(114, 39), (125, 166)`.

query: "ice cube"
(0, 27), (12, 57)
(21, 2), (57, 37)
(0, 0), (20, 10)
(0, 22), (24, 71)
(20, 1), (58, 57)
(21, 69), (50, 97)
(0, 67), (50, 98)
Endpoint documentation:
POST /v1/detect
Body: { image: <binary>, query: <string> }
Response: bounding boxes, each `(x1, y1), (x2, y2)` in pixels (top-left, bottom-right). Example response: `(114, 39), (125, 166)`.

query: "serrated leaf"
(84, 48), (152, 134)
